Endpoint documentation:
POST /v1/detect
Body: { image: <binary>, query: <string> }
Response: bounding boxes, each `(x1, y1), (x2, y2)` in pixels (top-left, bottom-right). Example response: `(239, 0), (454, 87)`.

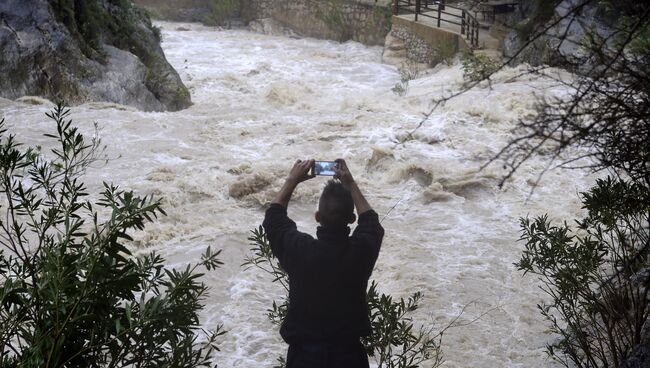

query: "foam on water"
(0, 21), (595, 367)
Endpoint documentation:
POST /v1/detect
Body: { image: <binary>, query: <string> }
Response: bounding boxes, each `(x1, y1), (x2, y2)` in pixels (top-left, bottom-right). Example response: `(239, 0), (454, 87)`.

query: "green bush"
(314, 0), (353, 42)
(435, 39), (456, 66)
(494, 2), (650, 366)
(0, 105), (225, 367)
(370, 4), (393, 34)
(363, 282), (442, 368)
(516, 177), (650, 367)
(244, 227), (443, 368)
(204, 0), (241, 26)
(461, 51), (499, 82)
(392, 61), (419, 97)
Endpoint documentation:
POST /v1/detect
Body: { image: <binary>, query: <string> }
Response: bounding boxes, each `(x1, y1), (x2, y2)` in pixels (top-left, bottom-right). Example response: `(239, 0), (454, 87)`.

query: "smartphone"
(312, 161), (337, 176)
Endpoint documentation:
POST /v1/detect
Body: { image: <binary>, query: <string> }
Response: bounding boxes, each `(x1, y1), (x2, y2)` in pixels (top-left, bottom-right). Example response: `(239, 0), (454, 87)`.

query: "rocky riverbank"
(134, 0), (392, 46)
(501, 0), (614, 68)
(0, 0), (191, 111)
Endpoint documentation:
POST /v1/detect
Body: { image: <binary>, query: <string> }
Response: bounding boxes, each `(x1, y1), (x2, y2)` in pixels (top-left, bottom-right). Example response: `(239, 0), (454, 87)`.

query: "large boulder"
(0, 0), (191, 111)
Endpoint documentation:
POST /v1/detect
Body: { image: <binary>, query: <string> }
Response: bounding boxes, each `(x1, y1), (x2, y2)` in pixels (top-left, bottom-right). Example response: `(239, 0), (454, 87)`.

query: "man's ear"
(315, 211), (321, 224)
(348, 213), (356, 224)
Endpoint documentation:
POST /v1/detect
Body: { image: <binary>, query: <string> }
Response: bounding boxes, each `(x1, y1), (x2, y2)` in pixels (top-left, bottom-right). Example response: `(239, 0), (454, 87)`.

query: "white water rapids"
(0, 22), (596, 367)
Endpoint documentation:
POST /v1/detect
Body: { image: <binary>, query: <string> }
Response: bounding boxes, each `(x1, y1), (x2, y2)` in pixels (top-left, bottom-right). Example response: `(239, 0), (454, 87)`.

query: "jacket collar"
(316, 226), (351, 241)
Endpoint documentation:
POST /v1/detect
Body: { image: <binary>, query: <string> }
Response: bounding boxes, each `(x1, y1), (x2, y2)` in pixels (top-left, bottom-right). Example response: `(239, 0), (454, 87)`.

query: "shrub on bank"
(0, 105), (224, 367)
(493, 2), (650, 364)
(461, 50), (499, 82)
(204, 0), (241, 26)
(516, 177), (650, 367)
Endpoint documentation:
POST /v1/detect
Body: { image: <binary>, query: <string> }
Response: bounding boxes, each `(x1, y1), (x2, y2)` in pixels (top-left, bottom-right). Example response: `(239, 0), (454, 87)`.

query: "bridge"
(391, 0), (505, 58)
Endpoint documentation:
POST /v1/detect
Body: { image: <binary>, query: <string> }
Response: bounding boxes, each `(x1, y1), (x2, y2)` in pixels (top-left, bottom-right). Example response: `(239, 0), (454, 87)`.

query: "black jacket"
(262, 203), (384, 344)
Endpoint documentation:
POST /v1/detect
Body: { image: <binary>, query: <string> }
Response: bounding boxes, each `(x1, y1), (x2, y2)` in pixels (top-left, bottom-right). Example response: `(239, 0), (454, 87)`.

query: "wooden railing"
(393, 0), (480, 48)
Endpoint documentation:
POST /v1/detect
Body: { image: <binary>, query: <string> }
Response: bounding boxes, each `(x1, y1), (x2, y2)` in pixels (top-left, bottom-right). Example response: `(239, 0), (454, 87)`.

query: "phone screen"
(313, 161), (337, 176)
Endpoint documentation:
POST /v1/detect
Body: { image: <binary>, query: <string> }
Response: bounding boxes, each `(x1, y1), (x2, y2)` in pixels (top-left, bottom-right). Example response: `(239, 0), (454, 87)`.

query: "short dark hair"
(318, 180), (354, 228)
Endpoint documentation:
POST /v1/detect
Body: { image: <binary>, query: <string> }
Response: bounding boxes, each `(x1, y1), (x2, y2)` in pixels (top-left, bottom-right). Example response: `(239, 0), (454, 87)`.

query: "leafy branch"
(0, 104), (225, 367)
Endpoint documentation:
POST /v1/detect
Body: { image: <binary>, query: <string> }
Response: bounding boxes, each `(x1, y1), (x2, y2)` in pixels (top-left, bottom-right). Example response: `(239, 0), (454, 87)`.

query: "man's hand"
(333, 158), (354, 189)
(287, 159), (316, 185)
(334, 159), (372, 215)
(272, 159), (315, 208)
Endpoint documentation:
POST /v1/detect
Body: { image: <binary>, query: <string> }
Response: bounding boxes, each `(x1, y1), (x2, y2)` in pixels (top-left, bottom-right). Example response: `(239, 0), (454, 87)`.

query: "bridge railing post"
(393, 0), (398, 15)
(461, 10), (465, 35)
(470, 18), (474, 44)
(415, 0), (420, 21)
(468, 14), (473, 44)
(436, 2), (441, 27)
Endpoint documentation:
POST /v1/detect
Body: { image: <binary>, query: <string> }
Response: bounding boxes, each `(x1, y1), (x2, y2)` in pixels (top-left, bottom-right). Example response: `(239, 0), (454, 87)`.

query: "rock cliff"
(501, 0), (612, 68)
(0, 0), (191, 111)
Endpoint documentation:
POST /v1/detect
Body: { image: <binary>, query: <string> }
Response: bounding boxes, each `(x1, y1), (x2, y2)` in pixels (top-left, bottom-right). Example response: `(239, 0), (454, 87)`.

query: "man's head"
(315, 180), (355, 228)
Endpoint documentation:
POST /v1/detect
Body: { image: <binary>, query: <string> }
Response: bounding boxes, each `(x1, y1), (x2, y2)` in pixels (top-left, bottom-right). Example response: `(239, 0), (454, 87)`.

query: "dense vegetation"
(493, 1), (650, 366)
(516, 178), (649, 367)
(204, 0), (241, 25)
(460, 51), (499, 82)
(0, 105), (223, 367)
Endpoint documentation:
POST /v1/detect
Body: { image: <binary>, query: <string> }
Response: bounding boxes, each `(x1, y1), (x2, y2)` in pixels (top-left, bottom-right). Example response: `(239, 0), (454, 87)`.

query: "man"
(263, 158), (384, 368)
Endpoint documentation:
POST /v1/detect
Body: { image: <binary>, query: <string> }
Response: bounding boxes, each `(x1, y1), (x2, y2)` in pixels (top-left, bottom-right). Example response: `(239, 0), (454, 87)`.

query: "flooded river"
(0, 22), (593, 367)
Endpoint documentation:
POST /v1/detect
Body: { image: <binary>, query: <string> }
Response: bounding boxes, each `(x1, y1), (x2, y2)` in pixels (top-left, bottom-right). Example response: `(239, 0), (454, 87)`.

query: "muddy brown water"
(0, 22), (592, 367)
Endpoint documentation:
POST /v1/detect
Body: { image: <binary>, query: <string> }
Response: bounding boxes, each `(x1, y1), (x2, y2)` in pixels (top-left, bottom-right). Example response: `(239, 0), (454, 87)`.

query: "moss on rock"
(0, 0), (190, 111)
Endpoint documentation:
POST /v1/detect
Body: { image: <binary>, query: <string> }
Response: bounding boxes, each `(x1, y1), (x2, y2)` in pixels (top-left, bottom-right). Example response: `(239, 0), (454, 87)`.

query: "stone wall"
(242, 0), (392, 45)
(134, 0), (391, 45)
(389, 16), (469, 65)
(390, 24), (436, 64)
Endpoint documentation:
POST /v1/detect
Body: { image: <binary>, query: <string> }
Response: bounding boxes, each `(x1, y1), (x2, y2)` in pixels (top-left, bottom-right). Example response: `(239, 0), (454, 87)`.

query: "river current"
(0, 22), (594, 367)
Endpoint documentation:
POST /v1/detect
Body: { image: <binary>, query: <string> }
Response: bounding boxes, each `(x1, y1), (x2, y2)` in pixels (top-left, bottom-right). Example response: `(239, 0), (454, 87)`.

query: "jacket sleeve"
(262, 203), (311, 273)
(351, 209), (384, 274)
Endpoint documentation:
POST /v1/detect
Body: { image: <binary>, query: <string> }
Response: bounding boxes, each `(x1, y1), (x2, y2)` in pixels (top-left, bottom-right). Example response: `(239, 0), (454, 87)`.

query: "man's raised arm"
(264, 159), (315, 270)
(271, 159), (315, 208)
(334, 159), (371, 215)
(335, 159), (383, 276)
